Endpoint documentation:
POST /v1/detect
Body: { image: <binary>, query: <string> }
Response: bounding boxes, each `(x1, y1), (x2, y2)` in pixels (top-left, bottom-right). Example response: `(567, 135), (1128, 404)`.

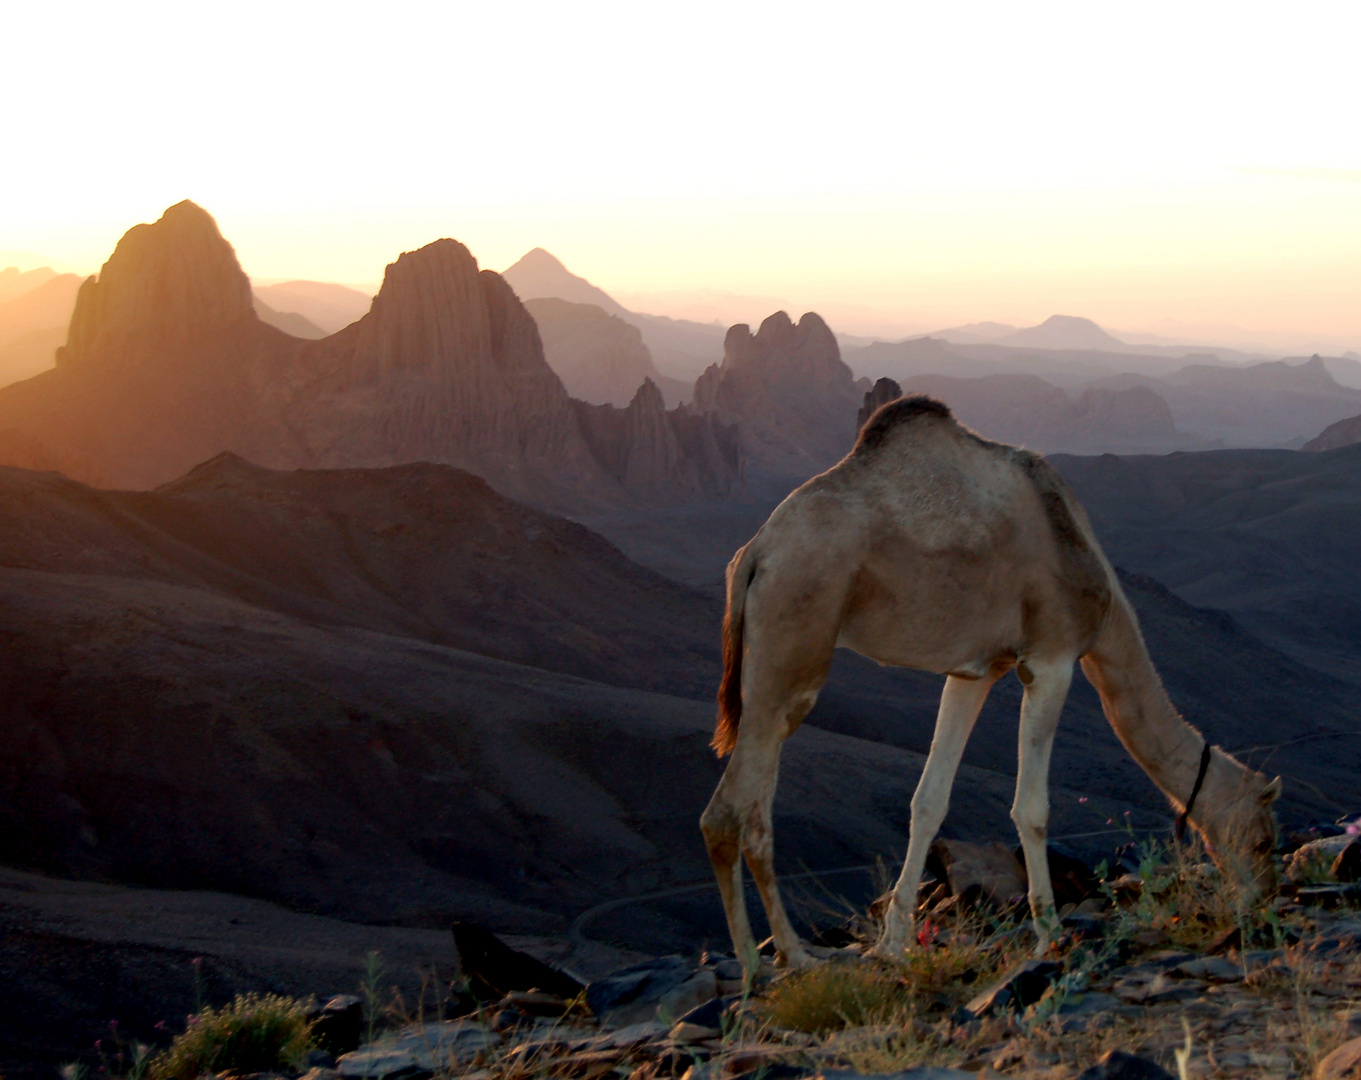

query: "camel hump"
(853, 394), (953, 453)
(1012, 449), (1113, 638)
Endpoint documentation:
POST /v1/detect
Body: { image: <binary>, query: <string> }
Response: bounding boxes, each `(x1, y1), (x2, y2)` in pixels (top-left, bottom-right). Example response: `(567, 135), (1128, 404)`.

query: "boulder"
(451, 921), (583, 1001)
(928, 839), (1027, 906)
(310, 995), (364, 1055)
(1288, 836), (1355, 882)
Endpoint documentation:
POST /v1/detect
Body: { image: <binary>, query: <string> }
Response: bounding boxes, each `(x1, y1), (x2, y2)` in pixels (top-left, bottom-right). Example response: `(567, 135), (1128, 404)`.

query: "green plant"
(149, 994), (314, 1080)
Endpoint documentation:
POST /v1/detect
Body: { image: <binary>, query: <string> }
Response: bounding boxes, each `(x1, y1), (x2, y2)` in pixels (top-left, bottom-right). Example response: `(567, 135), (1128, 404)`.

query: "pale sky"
(4, 1), (1360, 346)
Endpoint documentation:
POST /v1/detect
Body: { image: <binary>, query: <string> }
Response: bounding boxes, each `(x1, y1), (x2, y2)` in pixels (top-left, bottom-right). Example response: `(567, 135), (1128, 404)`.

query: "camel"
(700, 395), (1280, 969)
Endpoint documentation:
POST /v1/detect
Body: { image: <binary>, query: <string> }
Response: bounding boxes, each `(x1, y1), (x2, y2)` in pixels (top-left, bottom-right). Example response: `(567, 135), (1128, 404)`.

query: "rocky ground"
(140, 831), (1361, 1080)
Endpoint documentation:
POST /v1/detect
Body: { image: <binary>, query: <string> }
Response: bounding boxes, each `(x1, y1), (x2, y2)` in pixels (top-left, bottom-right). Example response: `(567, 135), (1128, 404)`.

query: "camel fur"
(701, 396), (1280, 969)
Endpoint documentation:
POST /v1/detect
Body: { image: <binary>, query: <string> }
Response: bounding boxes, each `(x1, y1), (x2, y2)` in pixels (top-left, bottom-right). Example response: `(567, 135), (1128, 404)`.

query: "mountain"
(503, 248), (631, 318)
(0, 202), (737, 508)
(1052, 442), (1361, 683)
(1089, 355), (1361, 447)
(692, 311), (862, 489)
(253, 280), (374, 334)
(998, 314), (1128, 351)
(524, 297), (689, 407)
(251, 295), (327, 338)
(882, 373), (1199, 454)
(503, 248), (726, 382)
(930, 320), (1019, 344)
(1304, 411), (1361, 451)
(0, 266), (59, 304)
(0, 273), (84, 385)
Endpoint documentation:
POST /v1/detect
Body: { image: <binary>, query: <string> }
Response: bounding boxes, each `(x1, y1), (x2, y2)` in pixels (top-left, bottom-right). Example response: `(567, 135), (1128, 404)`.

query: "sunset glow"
(4, 0), (1360, 347)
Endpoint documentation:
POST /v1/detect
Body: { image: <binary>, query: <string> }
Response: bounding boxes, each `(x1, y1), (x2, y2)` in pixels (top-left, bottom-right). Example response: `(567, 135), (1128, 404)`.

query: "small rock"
(1334, 841), (1361, 883)
(1319, 1038), (1361, 1079)
(1074, 1049), (1175, 1079)
(820, 1070), (976, 1079)
(1206, 925), (1241, 954)
(670, 996), (731, 1042)
(499, 989), (570, 1017)
(1172, 955), (1243, 982)
(1300, 884), (1361, 908)
(336, 1021), (500, 1078)
(965, 959), (1061, 1016)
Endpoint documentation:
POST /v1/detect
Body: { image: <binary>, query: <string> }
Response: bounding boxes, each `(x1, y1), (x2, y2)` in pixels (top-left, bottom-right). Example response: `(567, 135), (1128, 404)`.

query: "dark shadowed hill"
(0, 456), (721, 697)
(1052, 443), (1361, 683)
(0, 452), (1357, 961)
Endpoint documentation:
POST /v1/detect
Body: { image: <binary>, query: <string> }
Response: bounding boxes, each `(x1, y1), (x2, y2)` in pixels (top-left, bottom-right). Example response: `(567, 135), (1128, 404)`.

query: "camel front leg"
(1012, 656), (1075, 955)
(872, 673), (996, 960)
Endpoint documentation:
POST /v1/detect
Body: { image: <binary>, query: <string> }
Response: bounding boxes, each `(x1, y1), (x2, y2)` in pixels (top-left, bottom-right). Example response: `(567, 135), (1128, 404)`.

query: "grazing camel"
(701, 395), (1280, 969)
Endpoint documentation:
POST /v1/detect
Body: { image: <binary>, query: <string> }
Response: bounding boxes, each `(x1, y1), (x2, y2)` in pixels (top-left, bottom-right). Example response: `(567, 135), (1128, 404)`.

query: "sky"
(3, 0), (1360, 347)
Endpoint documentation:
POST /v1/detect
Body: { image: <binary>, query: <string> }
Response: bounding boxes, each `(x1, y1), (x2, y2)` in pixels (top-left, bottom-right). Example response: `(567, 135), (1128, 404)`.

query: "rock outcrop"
(574, 379), (740, 499)
(1304, 411), (1361, 451)
(693, 311), (861, 486)
(58, 200), (256, 367)
(0, 203), (737, 508)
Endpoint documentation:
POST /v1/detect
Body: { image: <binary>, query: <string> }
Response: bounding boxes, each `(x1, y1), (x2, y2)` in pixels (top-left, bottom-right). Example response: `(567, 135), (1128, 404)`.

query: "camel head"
(1197, 766), (1282, 899)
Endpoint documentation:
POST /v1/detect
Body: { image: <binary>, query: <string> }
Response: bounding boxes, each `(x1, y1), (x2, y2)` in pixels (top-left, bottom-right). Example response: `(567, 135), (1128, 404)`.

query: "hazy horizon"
(4, 2), (1359, 351)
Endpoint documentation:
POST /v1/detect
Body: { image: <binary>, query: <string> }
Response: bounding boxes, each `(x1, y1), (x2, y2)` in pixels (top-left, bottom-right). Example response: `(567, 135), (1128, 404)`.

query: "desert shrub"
(150, 993), (314, 1080)
(761, 962), (907, 1034)
(1105, 835), (1286, 950)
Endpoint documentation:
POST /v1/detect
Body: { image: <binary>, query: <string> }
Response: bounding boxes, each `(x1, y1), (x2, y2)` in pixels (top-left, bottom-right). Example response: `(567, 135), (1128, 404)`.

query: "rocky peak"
(58, 200), (255, 366)
(341, 239), (493, 379)
(858, 377), (903, 430)
(693, 311), (860, 485)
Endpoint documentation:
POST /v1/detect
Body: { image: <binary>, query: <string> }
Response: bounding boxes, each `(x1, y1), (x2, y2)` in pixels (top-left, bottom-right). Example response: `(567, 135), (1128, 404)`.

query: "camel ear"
(1261, 776), (1283, 804)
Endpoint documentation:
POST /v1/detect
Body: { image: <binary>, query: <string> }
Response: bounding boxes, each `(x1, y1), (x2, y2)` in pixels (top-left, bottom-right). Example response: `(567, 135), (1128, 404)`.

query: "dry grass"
(148, 993), (314, 1080)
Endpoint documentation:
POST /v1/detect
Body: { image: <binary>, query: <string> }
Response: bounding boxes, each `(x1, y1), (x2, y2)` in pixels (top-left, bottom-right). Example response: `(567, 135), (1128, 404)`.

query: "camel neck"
(1079, 589), (1214, 814)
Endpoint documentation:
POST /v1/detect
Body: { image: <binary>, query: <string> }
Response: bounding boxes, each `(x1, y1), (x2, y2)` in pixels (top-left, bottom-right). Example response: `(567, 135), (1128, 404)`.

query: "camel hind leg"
(872, 672), (997, 959)
(701, 639), (833, 971)
(701, 689), (822, 970)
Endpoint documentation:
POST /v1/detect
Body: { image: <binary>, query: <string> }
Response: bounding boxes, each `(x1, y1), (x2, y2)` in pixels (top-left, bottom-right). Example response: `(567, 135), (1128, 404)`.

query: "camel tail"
(713, 544), (756, 757)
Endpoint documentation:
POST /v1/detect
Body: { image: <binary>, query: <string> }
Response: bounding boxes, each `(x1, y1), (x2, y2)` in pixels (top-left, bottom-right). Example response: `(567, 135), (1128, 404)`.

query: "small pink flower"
(1078, 797), (1089, 804)
(1346, 823), (1360, 835)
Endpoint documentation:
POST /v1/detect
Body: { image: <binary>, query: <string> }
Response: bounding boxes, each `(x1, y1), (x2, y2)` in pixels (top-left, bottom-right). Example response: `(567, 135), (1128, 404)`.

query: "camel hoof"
(865, 939), (908, 963)
(776, 946), (817, 970)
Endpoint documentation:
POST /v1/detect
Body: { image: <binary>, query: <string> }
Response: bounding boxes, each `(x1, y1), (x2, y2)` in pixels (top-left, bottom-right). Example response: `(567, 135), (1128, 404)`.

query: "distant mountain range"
(0, 202), (738, 507)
